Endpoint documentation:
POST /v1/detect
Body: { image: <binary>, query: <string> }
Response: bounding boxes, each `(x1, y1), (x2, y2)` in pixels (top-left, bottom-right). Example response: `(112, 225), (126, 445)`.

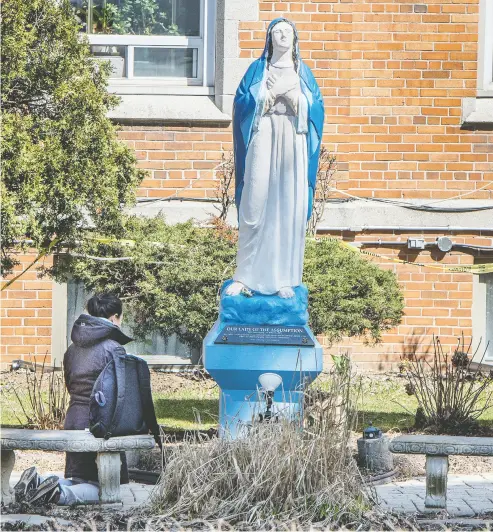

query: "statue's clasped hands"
(265, 72), (300, 112)
(266, 73), (298, 98)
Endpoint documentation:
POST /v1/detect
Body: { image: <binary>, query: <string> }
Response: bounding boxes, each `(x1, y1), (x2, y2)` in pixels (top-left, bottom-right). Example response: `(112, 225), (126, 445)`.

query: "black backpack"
(89, 352), (162, 449)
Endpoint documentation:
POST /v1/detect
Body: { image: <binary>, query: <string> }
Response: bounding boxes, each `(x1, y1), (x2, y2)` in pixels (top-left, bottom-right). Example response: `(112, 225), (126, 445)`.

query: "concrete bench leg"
(1, 450), (15, 505)
(96, 452), (121, 504)
(425, 455), (448, 509)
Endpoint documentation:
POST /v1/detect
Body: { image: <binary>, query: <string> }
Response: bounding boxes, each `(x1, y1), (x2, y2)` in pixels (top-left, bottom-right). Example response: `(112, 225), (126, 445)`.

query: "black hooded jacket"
(63, 314), (132, 482)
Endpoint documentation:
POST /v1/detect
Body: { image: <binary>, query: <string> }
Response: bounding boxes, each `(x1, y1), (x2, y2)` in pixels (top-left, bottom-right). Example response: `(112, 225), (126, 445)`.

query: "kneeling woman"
(15, 294), (132, 505)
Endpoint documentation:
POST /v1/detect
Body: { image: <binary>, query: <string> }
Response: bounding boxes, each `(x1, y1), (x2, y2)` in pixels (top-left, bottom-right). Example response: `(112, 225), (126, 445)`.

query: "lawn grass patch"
(357, 377), (417, 432)
(315, 373), (493, 434)
(153, 387), (219, 431)
(3, 370), (492, 434)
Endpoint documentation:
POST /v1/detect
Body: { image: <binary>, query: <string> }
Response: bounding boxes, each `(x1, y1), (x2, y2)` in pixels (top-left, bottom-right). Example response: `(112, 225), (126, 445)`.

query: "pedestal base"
(357, 437), (394, 473)
(220, 281), (309, 326)
(204, 320), (323, 439)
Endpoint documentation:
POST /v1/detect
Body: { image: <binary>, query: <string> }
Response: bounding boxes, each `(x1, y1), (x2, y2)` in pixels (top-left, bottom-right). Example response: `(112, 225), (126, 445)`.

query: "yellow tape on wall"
(53, 236), (493, 275)
(339, 240), (493, 275)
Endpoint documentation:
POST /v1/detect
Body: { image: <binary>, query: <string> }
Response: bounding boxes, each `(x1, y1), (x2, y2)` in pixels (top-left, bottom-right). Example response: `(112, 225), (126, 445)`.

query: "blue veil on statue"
(233, 18), (324, 221)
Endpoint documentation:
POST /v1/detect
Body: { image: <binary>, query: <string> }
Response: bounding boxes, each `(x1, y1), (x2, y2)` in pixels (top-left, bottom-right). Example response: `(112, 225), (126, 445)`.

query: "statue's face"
(271, 21), (294, 53)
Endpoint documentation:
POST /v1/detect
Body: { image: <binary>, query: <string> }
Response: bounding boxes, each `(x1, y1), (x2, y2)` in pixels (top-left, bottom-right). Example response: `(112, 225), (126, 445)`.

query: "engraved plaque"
(214, 324), (314, 346)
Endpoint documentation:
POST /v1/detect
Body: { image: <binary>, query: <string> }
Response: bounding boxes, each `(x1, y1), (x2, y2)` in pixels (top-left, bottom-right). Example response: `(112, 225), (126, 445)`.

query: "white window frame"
(472, 272), (493, 363)
(477, 0), (493, 96)
(103, 0), (261, 121)
(461, 0), (493, 125)
(83, 0), (215, 94)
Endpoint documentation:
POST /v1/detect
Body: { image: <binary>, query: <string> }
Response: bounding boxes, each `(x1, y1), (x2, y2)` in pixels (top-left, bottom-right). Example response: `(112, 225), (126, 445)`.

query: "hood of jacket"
(70, 314), (133, 348)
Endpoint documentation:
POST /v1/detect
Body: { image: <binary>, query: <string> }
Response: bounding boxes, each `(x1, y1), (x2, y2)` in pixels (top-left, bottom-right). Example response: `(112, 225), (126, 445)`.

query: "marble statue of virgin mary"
(225, 18), (324, 299)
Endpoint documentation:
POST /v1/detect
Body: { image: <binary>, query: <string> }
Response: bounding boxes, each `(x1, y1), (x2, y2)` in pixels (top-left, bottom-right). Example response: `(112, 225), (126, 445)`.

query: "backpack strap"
(106, 350), (127, 439)
(136, 360), (163, 450)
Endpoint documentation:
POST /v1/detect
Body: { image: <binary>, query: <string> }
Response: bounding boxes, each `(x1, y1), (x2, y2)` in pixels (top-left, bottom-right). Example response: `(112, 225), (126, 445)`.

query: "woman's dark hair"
(87, 293), (122, 319)
(267, 19), (299, 72)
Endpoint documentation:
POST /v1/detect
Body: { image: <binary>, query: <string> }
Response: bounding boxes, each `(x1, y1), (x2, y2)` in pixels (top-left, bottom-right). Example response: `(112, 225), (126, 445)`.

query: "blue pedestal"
(204, 319), (323, 439)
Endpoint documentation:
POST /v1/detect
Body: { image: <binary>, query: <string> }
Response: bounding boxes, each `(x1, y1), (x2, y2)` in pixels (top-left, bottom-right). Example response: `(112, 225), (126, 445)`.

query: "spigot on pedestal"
(258, 372), (282, 422)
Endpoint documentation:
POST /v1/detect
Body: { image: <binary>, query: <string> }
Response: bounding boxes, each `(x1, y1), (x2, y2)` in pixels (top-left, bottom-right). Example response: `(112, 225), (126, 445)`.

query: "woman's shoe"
(24, 476), (61, 506)
(14, 466), (40, 502)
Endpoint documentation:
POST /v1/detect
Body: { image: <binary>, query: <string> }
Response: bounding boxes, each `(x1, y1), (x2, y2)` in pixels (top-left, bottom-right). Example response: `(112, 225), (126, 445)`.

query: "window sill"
(477, 89), (493, 98)
(108, 94), (231, 125)
(462, 96), (493, 128)
(108, 81), (213, 95)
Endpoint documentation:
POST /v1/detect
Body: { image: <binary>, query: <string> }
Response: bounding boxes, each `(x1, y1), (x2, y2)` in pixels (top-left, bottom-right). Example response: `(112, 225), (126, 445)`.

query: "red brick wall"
(1, 254), (53, 366)
(119, 127), (232, 199)
(2, 0), (492, 370)
(2, 236), (485, 371)
(118, 0), (492, 203)
(246, 0), (492, 201)
(324, 231), (490, 371)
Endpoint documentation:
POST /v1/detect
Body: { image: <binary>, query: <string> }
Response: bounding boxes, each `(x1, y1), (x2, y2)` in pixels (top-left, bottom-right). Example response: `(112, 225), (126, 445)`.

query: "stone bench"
(0, 429), (155, 505)
(389, 435), (493, 510)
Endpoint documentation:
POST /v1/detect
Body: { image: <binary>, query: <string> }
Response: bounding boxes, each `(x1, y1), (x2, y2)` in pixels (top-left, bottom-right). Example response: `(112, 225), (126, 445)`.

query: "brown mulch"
(1, 367), (217, 396)
(2, 506), (493, 531)
(149, 369), (217, 395)
(393, 452), (493, 479)
(12, 450), (65, 475)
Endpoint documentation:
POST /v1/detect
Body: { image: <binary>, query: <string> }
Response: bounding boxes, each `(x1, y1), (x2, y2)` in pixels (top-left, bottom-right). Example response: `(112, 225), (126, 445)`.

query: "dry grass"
(146, 359), (374, 529)
(0, 356), (68, 429)
(402, 336), (493, 435)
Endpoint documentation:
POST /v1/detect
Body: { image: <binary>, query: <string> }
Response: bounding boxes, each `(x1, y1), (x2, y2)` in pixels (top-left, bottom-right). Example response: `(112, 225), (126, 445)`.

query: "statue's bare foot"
(278, 286), (295, 299)
(225, 281), (245, 296)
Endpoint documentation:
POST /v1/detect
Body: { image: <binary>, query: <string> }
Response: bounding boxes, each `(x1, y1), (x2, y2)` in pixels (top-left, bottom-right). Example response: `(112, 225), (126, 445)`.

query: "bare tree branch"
(213, 152), (235, 221)
(307, 147), (337, 236)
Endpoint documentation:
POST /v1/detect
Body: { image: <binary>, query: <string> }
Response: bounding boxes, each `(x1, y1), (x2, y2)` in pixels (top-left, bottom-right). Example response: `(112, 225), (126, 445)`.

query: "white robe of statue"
(227, 22), (309, 299)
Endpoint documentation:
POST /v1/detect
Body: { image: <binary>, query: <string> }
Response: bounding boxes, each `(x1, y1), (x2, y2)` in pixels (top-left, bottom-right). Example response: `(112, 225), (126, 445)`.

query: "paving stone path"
(375, 473), (493, 516)
(3, 472), (493, 526)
